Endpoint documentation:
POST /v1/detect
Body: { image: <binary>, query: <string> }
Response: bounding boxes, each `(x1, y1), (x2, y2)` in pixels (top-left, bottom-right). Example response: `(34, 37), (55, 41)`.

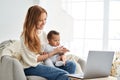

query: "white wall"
(0, 0), (36, 42)
(0, 0), (73, 44)
(40, 0), (73, 43)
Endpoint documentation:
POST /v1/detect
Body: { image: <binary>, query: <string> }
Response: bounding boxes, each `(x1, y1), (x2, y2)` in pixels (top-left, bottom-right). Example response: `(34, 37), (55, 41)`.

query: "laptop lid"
(83, 51), (114, 79)
(67, 50), (114, 79)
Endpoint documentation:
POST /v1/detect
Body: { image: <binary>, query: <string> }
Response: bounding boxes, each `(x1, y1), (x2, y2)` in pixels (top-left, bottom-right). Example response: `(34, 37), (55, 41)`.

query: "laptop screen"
(84, 51), (114, 79)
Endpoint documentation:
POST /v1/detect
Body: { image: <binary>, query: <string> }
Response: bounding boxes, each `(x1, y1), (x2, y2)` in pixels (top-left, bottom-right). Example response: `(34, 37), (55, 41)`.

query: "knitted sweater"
(1, 31), (48, 68)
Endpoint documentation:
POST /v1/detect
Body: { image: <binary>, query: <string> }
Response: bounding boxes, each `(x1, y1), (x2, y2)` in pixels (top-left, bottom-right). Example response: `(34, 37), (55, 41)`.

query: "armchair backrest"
(0, 40), (15, 58)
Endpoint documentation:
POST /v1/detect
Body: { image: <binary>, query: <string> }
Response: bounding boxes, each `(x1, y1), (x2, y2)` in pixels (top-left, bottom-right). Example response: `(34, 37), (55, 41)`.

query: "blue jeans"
(24, 60), (76, 80)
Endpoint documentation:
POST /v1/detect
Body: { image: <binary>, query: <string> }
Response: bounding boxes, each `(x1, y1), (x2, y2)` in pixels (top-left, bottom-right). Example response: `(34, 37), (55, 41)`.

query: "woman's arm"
(37, 47), (66, 62)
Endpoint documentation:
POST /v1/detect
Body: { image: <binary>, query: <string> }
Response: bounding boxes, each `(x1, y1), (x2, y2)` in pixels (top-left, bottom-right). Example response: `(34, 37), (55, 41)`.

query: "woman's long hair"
(21, 5), (47, 54)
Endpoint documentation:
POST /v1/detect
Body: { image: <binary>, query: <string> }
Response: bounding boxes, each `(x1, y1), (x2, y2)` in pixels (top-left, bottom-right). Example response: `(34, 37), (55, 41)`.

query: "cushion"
(66, 54), (83, 73)
(0, 40), (15, 58)
(27, 76), (47, 80)
(111, 52), (120, 77)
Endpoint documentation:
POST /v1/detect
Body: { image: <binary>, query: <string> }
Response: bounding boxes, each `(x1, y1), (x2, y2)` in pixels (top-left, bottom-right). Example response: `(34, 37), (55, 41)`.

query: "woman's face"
(37, 12), (47, 30)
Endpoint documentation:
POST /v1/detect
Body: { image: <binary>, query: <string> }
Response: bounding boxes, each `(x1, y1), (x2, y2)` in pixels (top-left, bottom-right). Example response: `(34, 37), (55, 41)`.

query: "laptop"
(67, 51), (114, 79)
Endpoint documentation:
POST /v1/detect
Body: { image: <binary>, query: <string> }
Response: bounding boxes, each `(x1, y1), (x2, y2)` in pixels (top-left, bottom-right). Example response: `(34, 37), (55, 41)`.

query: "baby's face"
(49, 34), (60, 47)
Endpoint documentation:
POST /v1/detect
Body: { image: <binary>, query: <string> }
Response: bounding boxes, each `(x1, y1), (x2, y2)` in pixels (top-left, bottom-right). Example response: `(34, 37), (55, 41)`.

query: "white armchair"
(0, 40), (85, 80)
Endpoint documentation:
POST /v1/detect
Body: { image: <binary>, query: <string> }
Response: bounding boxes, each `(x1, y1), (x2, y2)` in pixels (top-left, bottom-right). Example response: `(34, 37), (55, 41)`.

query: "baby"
(43, 30), (69, 67)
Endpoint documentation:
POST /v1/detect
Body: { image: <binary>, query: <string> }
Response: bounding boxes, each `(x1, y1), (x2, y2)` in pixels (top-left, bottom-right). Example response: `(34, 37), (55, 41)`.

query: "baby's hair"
(47, 30), (59, 40)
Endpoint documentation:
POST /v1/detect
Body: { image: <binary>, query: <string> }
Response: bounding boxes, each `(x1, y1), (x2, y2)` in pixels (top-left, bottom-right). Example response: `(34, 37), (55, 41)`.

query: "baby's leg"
(55, 61), (65, 67)
(44, 58), (55, 67)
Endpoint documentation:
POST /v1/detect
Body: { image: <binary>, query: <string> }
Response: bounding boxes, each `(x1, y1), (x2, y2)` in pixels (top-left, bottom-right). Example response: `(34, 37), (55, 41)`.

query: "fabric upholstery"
(27, 76), (47, 80)
(66, 54), (86, 73)
(0, 56), (26, 80)
(111, 52), (120, 77)
(0, 40), (15, 58)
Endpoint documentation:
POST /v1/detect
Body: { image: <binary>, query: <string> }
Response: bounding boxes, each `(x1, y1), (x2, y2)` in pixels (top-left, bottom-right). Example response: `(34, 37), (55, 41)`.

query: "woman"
(20, 5), (76, 80)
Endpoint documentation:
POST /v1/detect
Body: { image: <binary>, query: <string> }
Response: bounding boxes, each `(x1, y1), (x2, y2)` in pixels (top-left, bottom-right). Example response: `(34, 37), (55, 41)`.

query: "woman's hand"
(37, 52), (49, 62)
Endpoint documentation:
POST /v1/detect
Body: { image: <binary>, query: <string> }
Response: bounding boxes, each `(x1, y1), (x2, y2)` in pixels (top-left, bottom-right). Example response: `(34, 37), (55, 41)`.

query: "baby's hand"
(62, 47), (70, 53)
(53, 46), (69, 55)
(53, 46), (65, 54)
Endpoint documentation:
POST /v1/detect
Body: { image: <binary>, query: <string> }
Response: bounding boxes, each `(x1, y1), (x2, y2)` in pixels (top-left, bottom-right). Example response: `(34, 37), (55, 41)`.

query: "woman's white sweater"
(1, 31), (48, 68)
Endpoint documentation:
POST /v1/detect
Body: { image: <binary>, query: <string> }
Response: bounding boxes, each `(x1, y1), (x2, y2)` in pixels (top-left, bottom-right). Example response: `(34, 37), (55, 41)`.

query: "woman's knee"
(66, 60), (76, 68)
(65, 60), (76, 73)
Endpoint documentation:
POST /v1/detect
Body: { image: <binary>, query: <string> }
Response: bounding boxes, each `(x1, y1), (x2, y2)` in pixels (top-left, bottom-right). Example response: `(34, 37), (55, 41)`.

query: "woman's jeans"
(24, 60), (76, 80)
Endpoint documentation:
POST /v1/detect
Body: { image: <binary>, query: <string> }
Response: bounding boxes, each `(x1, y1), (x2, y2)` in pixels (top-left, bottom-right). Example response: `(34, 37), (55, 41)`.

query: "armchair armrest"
(77, 58), (86, 72)
(0, 56), (26, 80)
(66, 54), (86, 73)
